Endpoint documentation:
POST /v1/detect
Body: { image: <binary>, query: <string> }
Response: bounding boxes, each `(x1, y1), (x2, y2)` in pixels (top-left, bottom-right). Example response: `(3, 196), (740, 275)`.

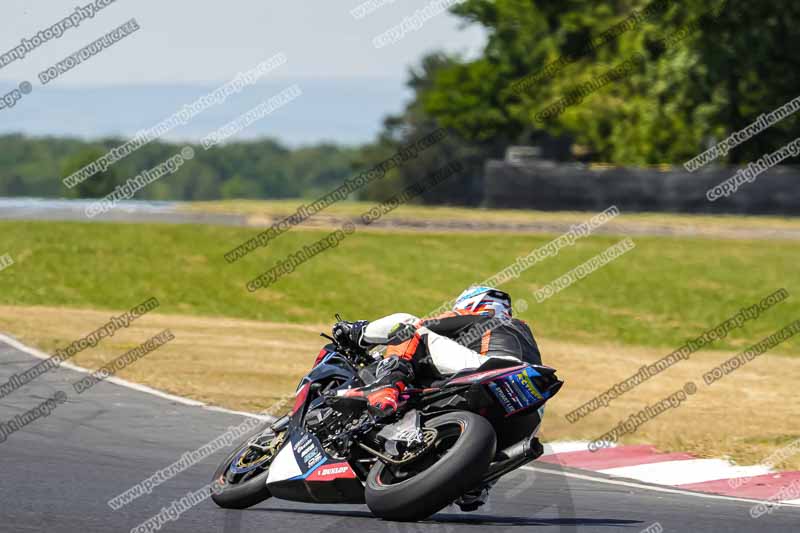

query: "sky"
(0, 0), (486, 86)
(0, 1), (485, 144)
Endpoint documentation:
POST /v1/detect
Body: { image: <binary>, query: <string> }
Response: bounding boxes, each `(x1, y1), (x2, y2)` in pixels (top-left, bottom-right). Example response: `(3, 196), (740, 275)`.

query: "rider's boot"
(455, 481), (495, 512)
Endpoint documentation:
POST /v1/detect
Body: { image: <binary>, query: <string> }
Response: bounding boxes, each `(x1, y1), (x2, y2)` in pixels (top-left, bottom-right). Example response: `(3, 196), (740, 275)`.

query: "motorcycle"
(211, 324), (563, 521)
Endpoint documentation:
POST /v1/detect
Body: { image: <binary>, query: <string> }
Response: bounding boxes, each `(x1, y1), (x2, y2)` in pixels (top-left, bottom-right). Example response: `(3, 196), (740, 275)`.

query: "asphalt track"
(1, 339), (799, 533)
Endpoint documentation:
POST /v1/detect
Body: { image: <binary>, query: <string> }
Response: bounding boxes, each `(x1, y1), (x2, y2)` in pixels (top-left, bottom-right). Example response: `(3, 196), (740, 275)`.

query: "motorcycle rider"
(330, 285), (544, 511)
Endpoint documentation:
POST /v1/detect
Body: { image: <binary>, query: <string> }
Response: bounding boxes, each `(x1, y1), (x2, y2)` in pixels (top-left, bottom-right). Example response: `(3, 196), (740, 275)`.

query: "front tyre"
(211, 426), (283, 509)
(365, 411), (496, 521)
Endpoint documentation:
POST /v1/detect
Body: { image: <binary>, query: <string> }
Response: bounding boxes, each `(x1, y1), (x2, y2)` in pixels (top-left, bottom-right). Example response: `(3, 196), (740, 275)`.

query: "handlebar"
(319, 332), (376, 367)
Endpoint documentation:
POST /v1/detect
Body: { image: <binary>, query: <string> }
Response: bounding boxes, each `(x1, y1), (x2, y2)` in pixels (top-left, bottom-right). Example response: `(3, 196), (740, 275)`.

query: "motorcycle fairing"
(305, 461), (358, 481)
(266, 433), (364, 503)
(266, 428), (328, 484)
(265, 349), (365, 504)
(487, 366), (560, 416)
(266, 441), (304, 483)
(445, 363), (528, 385)
(444, 362), (561, 417)
(291, 431), (327, 474)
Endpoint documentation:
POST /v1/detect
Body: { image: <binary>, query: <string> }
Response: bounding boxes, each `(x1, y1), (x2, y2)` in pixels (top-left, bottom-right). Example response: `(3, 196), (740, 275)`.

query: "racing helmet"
(453, 285), (512, 318)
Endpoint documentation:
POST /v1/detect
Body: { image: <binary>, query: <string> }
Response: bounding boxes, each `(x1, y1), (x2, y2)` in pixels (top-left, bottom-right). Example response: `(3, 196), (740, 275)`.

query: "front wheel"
(211, 425), (284, 509)
(365, 411), (496, 521)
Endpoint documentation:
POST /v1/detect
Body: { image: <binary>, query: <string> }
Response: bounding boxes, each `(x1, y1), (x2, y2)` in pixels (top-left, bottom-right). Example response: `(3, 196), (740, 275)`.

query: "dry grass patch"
(1, 305), (799, 469)
(0, 305), (322, 411)
(541, 337), (800, 470)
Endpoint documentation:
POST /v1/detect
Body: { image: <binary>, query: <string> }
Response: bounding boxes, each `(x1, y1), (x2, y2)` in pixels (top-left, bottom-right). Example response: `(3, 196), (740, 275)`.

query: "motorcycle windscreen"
(266, 430), (364, 504)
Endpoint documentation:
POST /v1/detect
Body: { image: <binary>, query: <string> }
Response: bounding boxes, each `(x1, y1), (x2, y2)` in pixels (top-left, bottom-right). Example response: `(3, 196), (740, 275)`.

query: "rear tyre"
(211, 426), (281, 509)
(365, 411), (496, 521)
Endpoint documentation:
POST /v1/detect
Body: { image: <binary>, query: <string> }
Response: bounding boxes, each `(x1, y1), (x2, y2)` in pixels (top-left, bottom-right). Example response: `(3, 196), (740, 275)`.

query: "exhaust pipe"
(481, 434), (544, 484)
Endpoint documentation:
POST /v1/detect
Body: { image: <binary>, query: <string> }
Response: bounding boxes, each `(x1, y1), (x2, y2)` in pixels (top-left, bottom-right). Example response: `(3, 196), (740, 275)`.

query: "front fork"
(270, 414), (290, 433)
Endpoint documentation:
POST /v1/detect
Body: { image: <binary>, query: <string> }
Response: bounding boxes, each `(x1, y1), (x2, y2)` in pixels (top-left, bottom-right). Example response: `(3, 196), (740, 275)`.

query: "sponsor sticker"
(518, 370), (543, 400)
(500, 381), (524, 409)
(489, 382), (515, 413)
(510, 374), (538, 405)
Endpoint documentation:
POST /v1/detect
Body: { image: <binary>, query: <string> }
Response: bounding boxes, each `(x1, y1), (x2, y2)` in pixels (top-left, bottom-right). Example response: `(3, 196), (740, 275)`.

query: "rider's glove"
(332, 356), (414, 418)
(367, 356), (414, 417)
(365, 382), (405, 417)
(332, 320), (369, 351)
(335, 381), (406, 417)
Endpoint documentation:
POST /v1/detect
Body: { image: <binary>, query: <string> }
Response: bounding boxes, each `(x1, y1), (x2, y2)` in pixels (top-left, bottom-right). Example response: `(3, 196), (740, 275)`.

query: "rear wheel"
(211, 426), (284, 509)
(365, 411), (496, 521)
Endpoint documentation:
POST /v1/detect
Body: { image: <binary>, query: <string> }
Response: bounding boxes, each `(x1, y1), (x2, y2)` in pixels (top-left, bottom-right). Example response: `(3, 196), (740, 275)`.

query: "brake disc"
(236, 431), (286, 469)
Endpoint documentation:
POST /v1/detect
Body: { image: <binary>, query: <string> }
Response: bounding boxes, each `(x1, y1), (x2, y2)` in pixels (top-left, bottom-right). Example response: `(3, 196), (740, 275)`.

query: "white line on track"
(599, 458), (773, 486)
(542, 441), (609, 455)
(522, 465), (800, 509)
(0, 332), (273, 421)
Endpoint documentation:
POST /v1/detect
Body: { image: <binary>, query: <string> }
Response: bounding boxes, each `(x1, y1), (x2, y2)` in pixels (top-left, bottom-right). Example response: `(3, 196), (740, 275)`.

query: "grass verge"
(0, 220), (797, 353)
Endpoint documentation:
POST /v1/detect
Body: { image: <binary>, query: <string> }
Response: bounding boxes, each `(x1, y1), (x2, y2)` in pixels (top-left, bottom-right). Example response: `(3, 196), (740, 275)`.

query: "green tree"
(417, 0), (800, 164)
(63, 148), (125, 199)
(361, 53), (509, 206)
(220, 175), (263, 199)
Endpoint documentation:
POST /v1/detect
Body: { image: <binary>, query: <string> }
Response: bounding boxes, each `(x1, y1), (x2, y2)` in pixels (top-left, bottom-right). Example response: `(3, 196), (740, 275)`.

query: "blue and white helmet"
(453, 286), (512, 318)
